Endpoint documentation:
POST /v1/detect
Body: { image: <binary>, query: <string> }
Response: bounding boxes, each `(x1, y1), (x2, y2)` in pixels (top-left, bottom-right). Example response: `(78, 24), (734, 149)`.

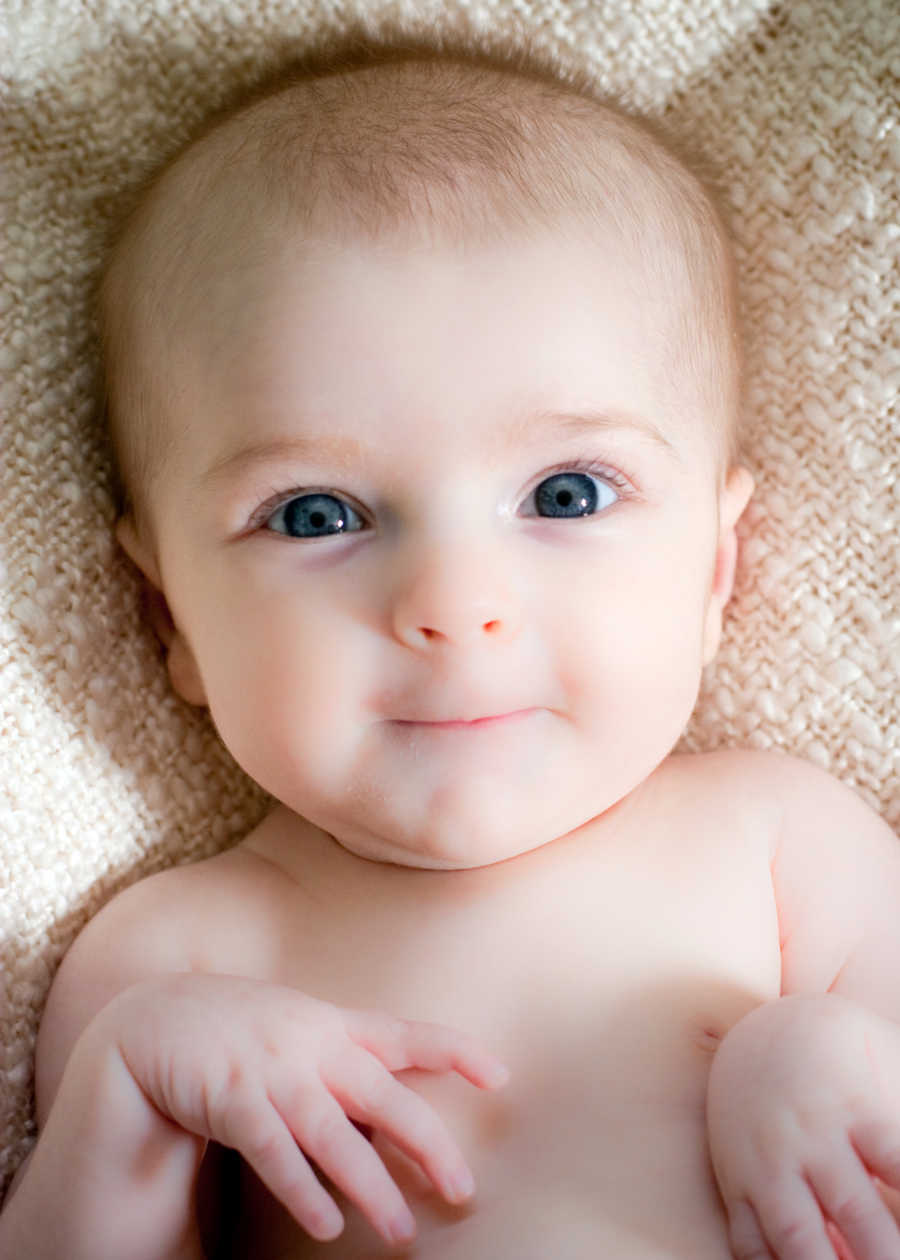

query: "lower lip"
(394, 708), (537, 731)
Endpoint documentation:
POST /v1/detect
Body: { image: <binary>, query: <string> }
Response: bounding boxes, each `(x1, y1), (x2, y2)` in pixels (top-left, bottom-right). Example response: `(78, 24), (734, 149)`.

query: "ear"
(702, 465), (755, 665)
(115, 515), (208, 707)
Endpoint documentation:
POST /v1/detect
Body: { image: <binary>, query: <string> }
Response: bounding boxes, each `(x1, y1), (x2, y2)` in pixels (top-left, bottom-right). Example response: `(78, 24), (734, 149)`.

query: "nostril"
(407, 621), (503, 645)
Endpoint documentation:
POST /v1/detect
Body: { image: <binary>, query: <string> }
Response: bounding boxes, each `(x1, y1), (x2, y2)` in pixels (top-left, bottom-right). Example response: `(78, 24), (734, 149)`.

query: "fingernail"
(310, 1202), (344, 1240)
(447, 1167), (476, 1202)
(389, 1206), (417, 1244)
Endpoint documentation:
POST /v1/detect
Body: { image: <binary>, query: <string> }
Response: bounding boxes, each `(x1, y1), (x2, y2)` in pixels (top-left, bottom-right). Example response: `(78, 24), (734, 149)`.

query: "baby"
(4, 37), (900, 1260)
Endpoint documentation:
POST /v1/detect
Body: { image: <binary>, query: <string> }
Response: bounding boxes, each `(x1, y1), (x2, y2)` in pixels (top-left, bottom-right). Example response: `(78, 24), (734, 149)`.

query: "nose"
(390, 539), (522, 651)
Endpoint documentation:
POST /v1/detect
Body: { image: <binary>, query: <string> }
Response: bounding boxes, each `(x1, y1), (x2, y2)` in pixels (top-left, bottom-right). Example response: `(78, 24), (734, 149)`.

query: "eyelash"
(244, 457), (636, 533)
(533, 458), (634, 501)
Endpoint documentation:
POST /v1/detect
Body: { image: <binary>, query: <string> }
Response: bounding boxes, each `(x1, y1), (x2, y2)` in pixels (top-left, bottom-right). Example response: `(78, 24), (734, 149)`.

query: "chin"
(322, 790), (529, 869)
(399, 799), (562, 870)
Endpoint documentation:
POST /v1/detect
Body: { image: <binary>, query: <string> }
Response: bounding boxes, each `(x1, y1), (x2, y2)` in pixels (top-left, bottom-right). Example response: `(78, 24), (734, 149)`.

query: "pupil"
(556, 490), (573, 507)
(310, 511), (326, 528)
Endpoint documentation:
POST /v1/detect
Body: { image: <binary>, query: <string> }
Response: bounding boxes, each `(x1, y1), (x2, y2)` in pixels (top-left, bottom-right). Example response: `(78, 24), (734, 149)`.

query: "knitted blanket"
(2, 0), (898, 1196)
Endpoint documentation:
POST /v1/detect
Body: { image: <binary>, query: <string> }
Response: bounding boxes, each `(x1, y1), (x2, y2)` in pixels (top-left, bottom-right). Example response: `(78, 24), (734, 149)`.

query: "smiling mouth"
(391, 708), (538, 730)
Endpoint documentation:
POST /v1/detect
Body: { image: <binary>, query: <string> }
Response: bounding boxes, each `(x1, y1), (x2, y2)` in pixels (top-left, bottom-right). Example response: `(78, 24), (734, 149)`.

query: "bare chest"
(217, 800), (781, 1258)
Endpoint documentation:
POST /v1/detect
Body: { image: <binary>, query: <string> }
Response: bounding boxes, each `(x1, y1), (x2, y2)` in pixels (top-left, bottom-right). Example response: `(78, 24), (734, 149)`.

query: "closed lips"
(392, 708), (537, 728)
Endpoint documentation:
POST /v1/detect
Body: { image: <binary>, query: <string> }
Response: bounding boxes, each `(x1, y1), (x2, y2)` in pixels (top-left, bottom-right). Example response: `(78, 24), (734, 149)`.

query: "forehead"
(122, 85), (702, 372)
(160, 218), (716, 478)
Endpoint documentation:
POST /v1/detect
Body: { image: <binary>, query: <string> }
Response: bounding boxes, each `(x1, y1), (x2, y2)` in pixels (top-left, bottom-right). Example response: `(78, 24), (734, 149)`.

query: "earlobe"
(702, 466), (755, 664)
(165, 633), (208, 707)
(115, 514), (208, 707)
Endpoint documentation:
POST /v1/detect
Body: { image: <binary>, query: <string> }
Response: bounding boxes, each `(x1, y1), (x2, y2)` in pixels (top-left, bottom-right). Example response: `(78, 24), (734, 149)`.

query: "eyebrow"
(196, 408), (679, 489)
(506, 409), (680, 459)
(196, 434), (365, 489)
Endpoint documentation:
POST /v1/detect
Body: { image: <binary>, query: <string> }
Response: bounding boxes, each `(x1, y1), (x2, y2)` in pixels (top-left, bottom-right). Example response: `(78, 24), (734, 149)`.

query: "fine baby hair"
(96, 33), (743, 557)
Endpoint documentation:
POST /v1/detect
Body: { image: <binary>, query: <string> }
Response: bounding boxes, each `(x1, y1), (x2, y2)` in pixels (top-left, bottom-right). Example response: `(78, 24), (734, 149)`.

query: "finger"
(726, 1198), (777, 1260)
(853, 1119), (900, 1194)
(753, 1175), (836, 1260)
(326, 1045), (476, 1205)
(344, 1009), (509, 1088)
(287, 1087), (418, 1248)
(222, 1095), (344, 1242)
(811, 1145), (900, 1260)
(825, 1221), (862, 1260)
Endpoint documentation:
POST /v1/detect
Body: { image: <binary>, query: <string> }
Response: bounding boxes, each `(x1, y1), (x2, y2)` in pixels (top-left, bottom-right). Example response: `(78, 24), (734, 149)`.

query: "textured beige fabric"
(2, 0), (898, 1195)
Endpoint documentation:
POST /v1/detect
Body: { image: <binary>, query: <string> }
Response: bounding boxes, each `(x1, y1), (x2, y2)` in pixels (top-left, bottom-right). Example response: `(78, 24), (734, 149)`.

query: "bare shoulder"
(36, 817), (286, 1124)
(644, 746), (892, 871)
(653, 750), (899, 969)
(699, 748), (900, 1001)
(722, 746), (898, 862)
(658, 745), (880, 827)
(648, 746), (803, 830)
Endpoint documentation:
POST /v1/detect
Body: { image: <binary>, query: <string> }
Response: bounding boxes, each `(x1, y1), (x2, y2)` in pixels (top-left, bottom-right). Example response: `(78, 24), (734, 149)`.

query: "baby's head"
(100, 40), (753, 869)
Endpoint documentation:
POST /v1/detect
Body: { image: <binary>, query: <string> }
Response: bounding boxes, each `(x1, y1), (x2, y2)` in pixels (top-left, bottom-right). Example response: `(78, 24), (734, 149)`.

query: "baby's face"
(134, 219), (747, 869)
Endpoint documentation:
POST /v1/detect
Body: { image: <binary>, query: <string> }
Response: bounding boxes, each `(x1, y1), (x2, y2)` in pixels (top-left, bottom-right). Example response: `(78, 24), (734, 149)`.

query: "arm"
(0, 1002), (207, 1260)
(0, 874), (508, 1260)
(767, 752), (900, 1016)
(707, 753), (900, 1260)
(0, 873), (209, 1260)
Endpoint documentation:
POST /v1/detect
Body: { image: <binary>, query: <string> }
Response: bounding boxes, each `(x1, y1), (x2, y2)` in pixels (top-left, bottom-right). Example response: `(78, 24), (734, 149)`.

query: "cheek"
(551, 529), (712, 718)
(189, 583), (366, 789)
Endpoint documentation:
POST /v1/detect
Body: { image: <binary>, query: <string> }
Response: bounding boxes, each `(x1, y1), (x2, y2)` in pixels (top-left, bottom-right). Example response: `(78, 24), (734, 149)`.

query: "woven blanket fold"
(2, 0), (898, 1196)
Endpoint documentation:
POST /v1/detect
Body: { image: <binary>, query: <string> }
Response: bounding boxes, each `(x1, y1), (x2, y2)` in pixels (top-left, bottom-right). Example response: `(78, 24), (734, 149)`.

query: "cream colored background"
(2, 0), (898, 1195)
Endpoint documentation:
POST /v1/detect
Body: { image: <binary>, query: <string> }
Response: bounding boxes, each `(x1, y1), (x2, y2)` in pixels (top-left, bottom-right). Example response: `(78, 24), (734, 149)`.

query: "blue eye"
(266, 492), (365, 539)
(532, 471), (618, 518)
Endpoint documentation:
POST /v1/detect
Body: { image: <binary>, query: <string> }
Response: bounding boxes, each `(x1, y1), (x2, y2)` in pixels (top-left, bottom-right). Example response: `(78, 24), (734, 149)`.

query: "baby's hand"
(707, 993), (900, 1260)
(88, 973), (509, 1247)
